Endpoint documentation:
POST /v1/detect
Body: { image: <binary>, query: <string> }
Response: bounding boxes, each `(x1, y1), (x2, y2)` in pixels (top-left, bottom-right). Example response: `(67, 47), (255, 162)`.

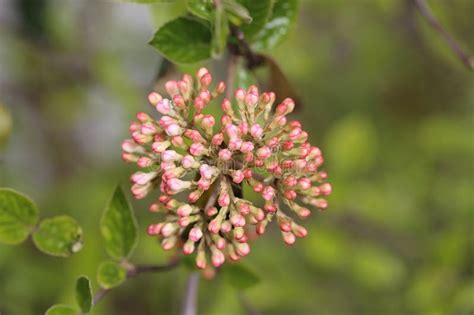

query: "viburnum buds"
(122, 68), (331, 269)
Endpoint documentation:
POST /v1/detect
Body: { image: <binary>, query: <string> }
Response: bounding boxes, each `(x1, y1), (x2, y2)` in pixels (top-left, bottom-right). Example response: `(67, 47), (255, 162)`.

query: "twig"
(412, 0), (474, 70)
(92, 258), (181, 306)
(229, 25), (265, 70)
(181, 272), (200, 315)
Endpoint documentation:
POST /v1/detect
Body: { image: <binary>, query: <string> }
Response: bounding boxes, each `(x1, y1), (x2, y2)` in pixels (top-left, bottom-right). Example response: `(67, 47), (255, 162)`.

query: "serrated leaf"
(97, 260), (127, 289)
(101, 186), (138, 260)
(252, 0), (299, 50)
(236, 0), (274, 40)
(149, 17), (212, 64)
(45, 305), (76, 315)
(32, 215), (83, 257)
(222, 264), (260, 290)
(0, 188), (38, 245)
(76, 276), (93, 313)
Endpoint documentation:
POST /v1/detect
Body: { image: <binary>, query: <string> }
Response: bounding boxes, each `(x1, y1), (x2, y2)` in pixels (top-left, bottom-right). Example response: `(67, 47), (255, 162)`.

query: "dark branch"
(229, 25), (265, 70)
(412, 0), (474, 70)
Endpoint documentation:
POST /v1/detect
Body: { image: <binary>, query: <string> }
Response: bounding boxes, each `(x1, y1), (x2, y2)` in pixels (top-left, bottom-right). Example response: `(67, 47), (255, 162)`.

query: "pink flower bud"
(256, 146), (272, 159)
(201, 114), (215, 129)
(147, 223), (162, 235)
(206, 206), (218, 216)
(319, 183), (332, 195)
(220, 221), (232, 233)
(231, 170), (244, 184)
(298, 178), (312, 190)
(228, 138), (242, 151)
(284, 190), (297, 200)
(161, 237), (177, 250)
(148, 92), (162, 105)
(292, 224), (307, 238)
(239, 141), (254, 153)
(161, 150), (182, 162)
(161, 222), (178, 237)
(200, 73), (212, 87)
(183, 240), (195, 255)
(208, 218), (221, 234)
(235, 88), (245, 102)
(218, 192), (230, 207)
(262, 186), (276, 201)
(211, 248), (225, 267)
(165, 80), (179, 96)
(156, 98), (172, 115)
(218, 149), (232, 161)
(177, 204), (194, 217)
(181, 155), (197, 169)
(226, 124), (240, 138)
(211, 133), (224, 145)
(136, 112), (152, 123)
(158, 115), (175, 128)
(200, 164), (215, 179)
(197, 178), (211, 190)
(140, 122), (158, 135)
(239, 122), (249, 135)
(131, 171), (157, 185)
(189, 227), (203, 242)
(282, 231), (296, 245)
(189, 143), (206, 156)
(230, 214), (245, 227)
(137, 157), (153, 168)
(235, 242), (250, 256)
(250, 124), (263, 139)
(221, 99), (232, 112)
(197, 67), (209, 79)
(165, 123), (183, 136)
(167, 178), (191, 193)
(245, 92), (258, 107)
(122, 139), (143, 153)
(173, 95), (185, 108)
(152, 140), (170, 153)
(188, 191), (201, 203)
(238, 202), (250, 215)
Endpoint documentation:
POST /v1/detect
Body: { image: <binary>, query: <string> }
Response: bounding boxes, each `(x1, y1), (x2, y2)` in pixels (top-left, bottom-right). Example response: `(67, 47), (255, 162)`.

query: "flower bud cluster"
(122, 68), (331, 268)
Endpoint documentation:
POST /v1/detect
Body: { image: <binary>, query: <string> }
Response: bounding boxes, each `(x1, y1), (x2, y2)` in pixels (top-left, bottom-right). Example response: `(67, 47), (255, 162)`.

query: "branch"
(229, 25), (265, 70)
(181, 272), (200, 315)
(412, 0), (474, 70)
(92, 258), (181, 307)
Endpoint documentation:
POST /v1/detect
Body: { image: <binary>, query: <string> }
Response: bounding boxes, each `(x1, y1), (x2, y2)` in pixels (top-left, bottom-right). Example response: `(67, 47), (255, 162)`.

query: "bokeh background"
(0, 0), (473, 314)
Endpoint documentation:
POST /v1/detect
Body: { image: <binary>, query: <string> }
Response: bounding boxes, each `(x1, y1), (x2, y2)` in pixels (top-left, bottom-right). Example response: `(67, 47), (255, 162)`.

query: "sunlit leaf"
(223, 0), (252, 25)
(45, 305), (76, 315)
(149, 17), (212, 64)
(222, 264), (259, 290)
(0, 188), (38, 245)
(32, 215), (83, 257)
(97, 260), (127, 289)
(252, 0), (299, 50)
(101, 186), (138, 260)
(75, 276), (93, 313)
(186, 0), (213, 20)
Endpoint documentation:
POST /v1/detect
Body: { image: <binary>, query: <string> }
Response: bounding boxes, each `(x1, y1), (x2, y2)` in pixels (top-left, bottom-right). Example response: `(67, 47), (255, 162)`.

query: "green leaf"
(211, 2), (230, 58)
(45, 305), (77, 315)
(236, 0), (274, 40)
(186, 0), (213, 20)
(0, 188), (38, 245)
(252, 0), (299, 50)
(97, 260), (127, 289)
(223, 0), (252, 25)
(222, 264), (259, 290)
(32, 215), (83, 257)
(101, 186), (138, 260)
(149, 17), (212, 64)
(75, 276), (93, 313)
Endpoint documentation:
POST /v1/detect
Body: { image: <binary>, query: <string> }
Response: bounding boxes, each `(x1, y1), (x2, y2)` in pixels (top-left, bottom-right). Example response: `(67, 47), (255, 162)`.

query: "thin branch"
(92, 258), (181, 306)
(181, 272), (200, 315)
(412, 0), (474, 70)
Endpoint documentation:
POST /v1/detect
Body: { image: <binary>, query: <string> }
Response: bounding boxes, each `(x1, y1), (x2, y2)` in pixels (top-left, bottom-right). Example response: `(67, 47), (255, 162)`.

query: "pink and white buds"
(123, 69), (331, 269)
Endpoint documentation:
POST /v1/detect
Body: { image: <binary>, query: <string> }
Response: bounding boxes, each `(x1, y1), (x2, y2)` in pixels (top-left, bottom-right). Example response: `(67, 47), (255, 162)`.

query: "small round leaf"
(45, 304), (77, 315)
(76, 276), (93, 313)
(0, 188), (38, 245)
(32, 215), (83, 257)
(97, 261), (127, 289)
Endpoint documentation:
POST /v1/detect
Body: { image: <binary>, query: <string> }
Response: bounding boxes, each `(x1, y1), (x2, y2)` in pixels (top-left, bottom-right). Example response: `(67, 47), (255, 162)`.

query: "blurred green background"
(0, 0), (473, 314)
